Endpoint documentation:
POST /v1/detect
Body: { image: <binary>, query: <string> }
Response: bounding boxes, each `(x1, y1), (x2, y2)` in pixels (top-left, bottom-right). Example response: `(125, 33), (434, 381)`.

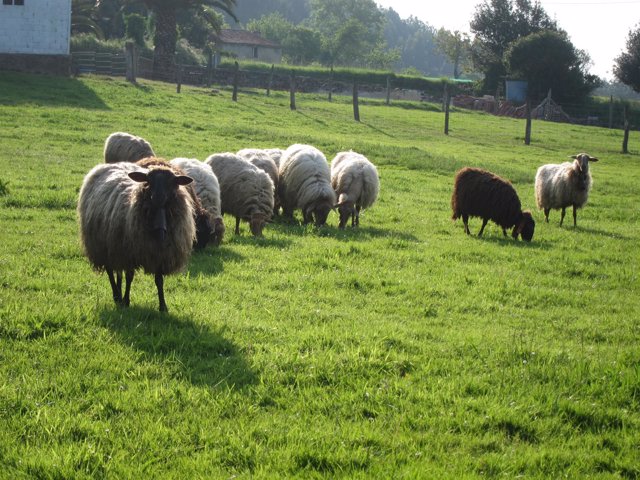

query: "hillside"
(0, 72), (638, 478)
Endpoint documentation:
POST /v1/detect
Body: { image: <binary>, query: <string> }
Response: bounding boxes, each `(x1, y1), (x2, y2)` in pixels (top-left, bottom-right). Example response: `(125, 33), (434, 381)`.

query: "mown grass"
(0, 71), (638, 479)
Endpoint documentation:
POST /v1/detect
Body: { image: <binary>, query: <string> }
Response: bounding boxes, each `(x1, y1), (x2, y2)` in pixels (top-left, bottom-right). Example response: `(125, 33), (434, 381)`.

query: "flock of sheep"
(77, 130), (598, 312)
(77, 132), (380, 311)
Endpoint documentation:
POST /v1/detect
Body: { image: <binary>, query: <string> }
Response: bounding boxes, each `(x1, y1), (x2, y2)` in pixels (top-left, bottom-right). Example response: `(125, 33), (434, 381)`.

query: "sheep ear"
(128, 171), (148, 183)
(589, 156), (599, 162)
(175, 175), (193, 186)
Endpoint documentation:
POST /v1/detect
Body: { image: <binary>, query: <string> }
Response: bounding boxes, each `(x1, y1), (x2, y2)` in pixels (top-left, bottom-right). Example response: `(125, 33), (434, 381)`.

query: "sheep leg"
(502, 228), (507, 237)
(572, 205), (577, 227)
(155, 273), (168, 312)
(560, 207), (566, 226)
(354, 205), (361, 227)
(123, 270), (134, 307)
(477, 218), (488, 237)
(544, 208), (550, 223)
(235, 217), (241, 235)
(107, 269), (122, 304)
(462, 214), (470, 235)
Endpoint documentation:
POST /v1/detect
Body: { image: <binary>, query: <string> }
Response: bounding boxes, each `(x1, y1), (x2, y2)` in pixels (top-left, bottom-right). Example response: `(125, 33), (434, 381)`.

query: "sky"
(374, 0), (640, 81)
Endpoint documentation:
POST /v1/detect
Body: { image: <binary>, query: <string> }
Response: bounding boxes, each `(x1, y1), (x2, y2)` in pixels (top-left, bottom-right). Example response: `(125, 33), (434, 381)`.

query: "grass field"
(0, 71), (639, 479)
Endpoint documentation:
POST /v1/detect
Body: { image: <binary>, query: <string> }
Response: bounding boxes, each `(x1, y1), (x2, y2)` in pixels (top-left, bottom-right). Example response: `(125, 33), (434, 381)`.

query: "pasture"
(0, 71), (638, 478)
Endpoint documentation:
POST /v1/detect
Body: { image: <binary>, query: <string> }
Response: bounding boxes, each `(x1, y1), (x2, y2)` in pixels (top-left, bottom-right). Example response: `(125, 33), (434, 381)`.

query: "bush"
(125, 14), (146, 47)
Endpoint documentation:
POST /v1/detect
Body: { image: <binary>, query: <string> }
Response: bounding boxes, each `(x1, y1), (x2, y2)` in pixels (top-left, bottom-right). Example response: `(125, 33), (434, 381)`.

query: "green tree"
(505, 30), (599, 104)
(283, 26), (323, 65)
(470, 0), (557, 92)
(246, 12), (293, 46)
(125, 13), (146, 46)
(141, 0), (237, 77)
(72, 0), (104, 39)
(435, 29), (471, 79)
(614, 24), (640, 93)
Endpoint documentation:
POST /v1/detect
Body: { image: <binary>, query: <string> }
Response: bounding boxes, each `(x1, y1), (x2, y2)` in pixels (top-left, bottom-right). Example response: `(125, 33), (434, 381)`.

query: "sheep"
(451, 167), (535, 241)
(77, 160), (195, 312)
(137, 157), (212, 250)
(278, 144), (336, 226)
(103, 132), (155, 164)
(534, 153), (599, 227)
(170, 157), (225, 247)
(330, 151), (380, 229)
(236, 148), (280, 213)
(205, 152), (274, 236)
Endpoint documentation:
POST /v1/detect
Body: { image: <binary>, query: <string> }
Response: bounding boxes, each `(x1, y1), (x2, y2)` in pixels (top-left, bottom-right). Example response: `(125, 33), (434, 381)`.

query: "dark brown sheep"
(137, 158), (213, 250)
(451, 167), (535, 241)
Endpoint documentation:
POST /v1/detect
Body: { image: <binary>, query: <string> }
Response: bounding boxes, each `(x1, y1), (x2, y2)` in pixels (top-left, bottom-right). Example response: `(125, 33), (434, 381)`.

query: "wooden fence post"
(353, 80), (360, 122)
(125, 41), (137, 83)
(232, 61), (239, 102)
(206, 53), (213, 88)
(176, 64), (182, 93)
(289, 70), (296, 110)
(609, 95), (614, 129)
(267, 64), (274, 96)
(524, 97), (532, 145)
(328, 66), (333, 102)
(622, 103), (630, 153)
(386, 75), (391, 106)
(444, 82), (450, 135)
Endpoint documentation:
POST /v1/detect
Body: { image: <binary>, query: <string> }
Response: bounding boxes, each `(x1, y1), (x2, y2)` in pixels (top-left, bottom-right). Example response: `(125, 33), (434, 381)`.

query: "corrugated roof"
(214, 30), (280, 48)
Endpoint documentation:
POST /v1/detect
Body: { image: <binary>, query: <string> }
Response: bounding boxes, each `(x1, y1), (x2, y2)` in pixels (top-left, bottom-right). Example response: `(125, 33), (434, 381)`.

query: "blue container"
(505, 80), (528, 103)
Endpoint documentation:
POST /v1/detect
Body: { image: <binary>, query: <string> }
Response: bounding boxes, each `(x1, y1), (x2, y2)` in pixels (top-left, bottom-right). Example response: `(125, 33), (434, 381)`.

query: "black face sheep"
(534, 153), (599, 227)
(278, 144), (336, 227)
(451, 167), (535, 241)
(77, 161), (195, 312)
(103, 131), (155, 164)
(170, 157), (225, 247)
(137, 157), (213, 250)
(205, 152), (274, 236)
(330, 151), (380, 229)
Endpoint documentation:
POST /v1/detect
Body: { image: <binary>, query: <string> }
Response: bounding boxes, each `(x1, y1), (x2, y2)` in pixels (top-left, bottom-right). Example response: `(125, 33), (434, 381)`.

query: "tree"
(435, 29), (471, 79)
(72, 0), (105, 39)
(470, 0), (557, 92)
(505, 30), (598, 104)
(141, 0), (237, 78)
(614, 24), (640, 93)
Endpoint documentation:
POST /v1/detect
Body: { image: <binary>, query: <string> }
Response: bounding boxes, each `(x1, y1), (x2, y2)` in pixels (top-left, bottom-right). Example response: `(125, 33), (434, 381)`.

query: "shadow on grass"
(0, 71), (109, 109)
(475, 234), (555, 250)
(187, 246), (245, 276)
(99, 307), (256, 389)
(573, 225), (630, 240)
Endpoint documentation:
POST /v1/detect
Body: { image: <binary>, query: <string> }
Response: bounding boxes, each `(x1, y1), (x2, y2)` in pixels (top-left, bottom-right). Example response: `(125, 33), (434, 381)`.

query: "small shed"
(213, 29), (282, 65)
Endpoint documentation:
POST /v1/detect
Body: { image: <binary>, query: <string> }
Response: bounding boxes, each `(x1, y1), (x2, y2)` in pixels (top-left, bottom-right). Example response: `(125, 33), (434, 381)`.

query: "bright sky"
(375, 0), (640, 80)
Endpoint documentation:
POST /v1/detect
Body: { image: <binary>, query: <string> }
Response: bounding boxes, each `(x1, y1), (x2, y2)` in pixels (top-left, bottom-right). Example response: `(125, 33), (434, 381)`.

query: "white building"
(0, 0), (71, 74)
(213, 30), (282, 66)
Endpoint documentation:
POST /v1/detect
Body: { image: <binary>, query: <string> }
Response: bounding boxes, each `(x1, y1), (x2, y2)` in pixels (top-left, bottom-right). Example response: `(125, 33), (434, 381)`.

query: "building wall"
(0, 0), (71, 55)
(222, 44), (282, 64)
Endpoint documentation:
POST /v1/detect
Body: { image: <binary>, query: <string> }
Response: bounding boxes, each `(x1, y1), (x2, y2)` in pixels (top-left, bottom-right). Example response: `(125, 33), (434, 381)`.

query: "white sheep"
(330, 151), (380, 229)
(534, 153), (599, 226)
(237, 149), (280, 213)
(278, 144), (336, 226)
(170, 157), (225, 246)
(205, 152), (274, 236)
(77, 161), (195, 312)
(103, 131), (155, 164)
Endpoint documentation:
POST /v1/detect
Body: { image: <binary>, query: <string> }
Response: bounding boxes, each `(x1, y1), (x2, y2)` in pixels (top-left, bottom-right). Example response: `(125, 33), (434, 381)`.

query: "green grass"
(0, 71), (639, 479)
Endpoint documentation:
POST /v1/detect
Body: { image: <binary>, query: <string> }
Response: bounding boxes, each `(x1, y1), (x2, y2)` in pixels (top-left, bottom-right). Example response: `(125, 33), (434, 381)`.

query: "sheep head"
(193, 212), (213, 250)
(129, 168), (193, 242)
(511, 211), (535, 242)
(570, 153), (598, 191)
(211, 217), (225, 246)
(249, 212), (268, 237)
(335, 193), (355, 229)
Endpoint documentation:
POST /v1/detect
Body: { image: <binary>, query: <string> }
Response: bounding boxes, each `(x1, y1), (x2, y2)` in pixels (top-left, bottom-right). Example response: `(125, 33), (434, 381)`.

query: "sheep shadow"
(571, 225), (629, 240)
(187, 246), (245, 276)
(224, 234), (293, 249)
(474, 234), (555, 250)
(99, 307), (256, 389)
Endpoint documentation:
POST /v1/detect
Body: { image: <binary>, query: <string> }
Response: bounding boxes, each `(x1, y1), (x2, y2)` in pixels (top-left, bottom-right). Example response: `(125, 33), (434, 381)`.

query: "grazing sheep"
(170, 157), (225, 247)
(205, 152), (274, 236)
(330, 151), (380, 229)
(278, 144), (336, 226)
(534, 153), (599, 227)
(451, 167), (535, 241)
(137, 157), (212, 250)
(104, 132), (155, 164)
(77, 161), (195, 312)
(237, 149), (280, 213)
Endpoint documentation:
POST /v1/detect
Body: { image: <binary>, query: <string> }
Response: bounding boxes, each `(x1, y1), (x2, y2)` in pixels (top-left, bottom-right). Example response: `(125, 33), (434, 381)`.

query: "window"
(3, 0), (24, 4)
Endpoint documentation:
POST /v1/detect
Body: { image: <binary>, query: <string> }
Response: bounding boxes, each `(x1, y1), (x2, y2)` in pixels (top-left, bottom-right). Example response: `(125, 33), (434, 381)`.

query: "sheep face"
(194, 213), (213, 250)
(129, 169), (193, 242)
(336, 195), (355, 229)
(249, 212), (268, 236)
(211, 217), (225, 246)
(571, 153), (598, 191)
(313, 203), (332, 227)
(512, 211), (535, 242)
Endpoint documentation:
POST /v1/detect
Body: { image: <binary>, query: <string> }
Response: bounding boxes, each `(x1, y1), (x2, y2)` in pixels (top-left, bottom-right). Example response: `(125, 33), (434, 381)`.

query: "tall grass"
(0, 71), (638, 478)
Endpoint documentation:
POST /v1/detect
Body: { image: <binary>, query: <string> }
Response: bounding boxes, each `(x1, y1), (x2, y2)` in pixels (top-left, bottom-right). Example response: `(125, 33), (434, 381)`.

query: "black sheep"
(451, 167), (535, 241)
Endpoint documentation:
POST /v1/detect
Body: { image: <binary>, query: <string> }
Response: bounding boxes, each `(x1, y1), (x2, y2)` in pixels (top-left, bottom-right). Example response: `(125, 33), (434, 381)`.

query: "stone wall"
(0, 53), (71, 76)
